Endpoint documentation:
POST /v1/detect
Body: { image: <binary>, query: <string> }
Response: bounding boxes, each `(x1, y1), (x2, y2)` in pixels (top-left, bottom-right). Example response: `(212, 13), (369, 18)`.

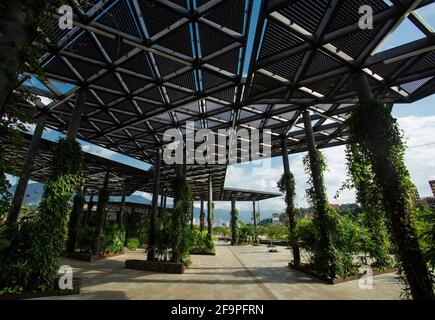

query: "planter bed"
(61, 251), (124, 262)
(0, 278), (81, 300)
(288, 262), (398, 284)
(189, 248), (216, 256)
(259, 239), (289, 246)
(125, 259), (187, 274)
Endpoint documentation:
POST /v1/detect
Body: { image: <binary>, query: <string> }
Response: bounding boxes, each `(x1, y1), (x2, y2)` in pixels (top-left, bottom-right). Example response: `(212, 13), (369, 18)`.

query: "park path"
(35, 242), (402, 300)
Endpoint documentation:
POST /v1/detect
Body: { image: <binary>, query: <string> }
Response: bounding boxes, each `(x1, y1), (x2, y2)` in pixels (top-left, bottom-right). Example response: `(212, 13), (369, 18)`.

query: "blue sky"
(7, 1), (435, 216)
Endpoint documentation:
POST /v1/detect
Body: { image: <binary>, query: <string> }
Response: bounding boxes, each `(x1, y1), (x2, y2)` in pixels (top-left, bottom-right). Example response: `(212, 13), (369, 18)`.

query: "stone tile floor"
(36, 242), (403, 300)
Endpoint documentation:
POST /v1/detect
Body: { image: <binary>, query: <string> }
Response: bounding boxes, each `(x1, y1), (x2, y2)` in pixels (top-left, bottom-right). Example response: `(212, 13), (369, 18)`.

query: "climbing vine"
(346, 101), (434, 299)
(27, 137), (83, 290)
(230, 207), (239, 245)
(302, 150), (338, 280)
(171, 172), (193, 264)
(277, 172), (300, 265)
(341, 142), (393, 269)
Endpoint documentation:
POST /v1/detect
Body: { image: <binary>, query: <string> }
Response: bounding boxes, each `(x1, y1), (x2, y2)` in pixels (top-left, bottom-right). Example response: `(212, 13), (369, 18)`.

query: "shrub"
(127, 238), (140, 250)
(100, 224), (125, 254)
(415, 208), (435, 271)
(76, 226), (96, 253)
(187, 229), (215, 254)
(294, 214), (374, 279)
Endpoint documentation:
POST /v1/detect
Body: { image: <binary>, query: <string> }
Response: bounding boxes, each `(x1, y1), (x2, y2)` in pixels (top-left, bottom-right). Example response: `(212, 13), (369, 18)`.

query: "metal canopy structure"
(220, 187), (281, 201)
(4, 133), (280, 202)
(1, 133), (150, 195)
(142, 163), (228, 200)
(18, 0), (435, 164)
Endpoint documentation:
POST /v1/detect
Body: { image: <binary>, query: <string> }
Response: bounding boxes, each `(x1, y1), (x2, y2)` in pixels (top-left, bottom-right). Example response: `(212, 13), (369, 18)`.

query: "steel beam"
(9, 112), (48, 224)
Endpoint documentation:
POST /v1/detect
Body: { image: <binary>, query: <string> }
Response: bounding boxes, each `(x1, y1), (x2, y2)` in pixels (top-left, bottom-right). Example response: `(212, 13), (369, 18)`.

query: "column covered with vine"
(303, 150), (337, 280)
(171, 167), (193, 264)
(346, 101), (433, 300)
(277, 172), (300, 265)
(28, 138), (83, 289)
(343, 143), (393, 269)
(230, 205), (239, 246)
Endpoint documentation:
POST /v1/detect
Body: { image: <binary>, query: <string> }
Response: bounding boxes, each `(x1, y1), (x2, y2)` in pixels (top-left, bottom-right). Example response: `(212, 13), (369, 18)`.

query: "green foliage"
(0, 210), (38, 289)
(230, 207), (239, 245)
(346, 101), (434, 299)
(27, 138), (83, 288)
(77, 224), (125, 254)
(187, 228), (215, 254)
(295, 215), (376, 278)
(302, 150), (337, 280)
(125, 211), (149, 246)
(341, 141), (393, 269)
(415, 208), (435, 271)
(100, 224), (125, 254)
(213, 226), (230, 237)
(238, 225), (254, 243)
(127, 237), (140, 250)
(171, 172), (193, 263)
(76, 226), (96, 253)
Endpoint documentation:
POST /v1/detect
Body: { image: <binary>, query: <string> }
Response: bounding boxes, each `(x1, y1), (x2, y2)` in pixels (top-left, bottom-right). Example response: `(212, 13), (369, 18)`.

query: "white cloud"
(218, 114), (435, 212)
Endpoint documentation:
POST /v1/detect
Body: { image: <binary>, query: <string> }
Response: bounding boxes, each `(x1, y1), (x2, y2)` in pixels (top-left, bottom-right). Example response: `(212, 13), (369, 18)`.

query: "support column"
(83, 193), (94, 227)
(93, 171), (110, 255)
(66, 181), (85, 252)
(352, 73), (434, 299)
(207, 173), (213, 239)
(117, 181), (127, 227)
(230, 195), (238, 245)
(354, 73), (373, 103)
(190, 199), (194, 230)
(281, 138), (300, 265)
(9, 112), (48, 224)
(252, 200), (258, 244)
(302, 109), (334, 276)
(159, 187), (165, 211)
(199, 197), (205, 232)
(163, 191), (167, 209)
(67, 88), (87, 141)
(147, 147), (162, 261)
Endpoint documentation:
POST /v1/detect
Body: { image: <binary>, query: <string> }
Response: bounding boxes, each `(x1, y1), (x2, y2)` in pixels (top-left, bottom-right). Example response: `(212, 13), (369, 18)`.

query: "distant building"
(421, 197), (435, 209)
(271, 213), (280, 226)
(412, 186), (422, 206)
(300, 208), (314, 218)
(429, 180), (435, 197)
(330, 204), (341, 212)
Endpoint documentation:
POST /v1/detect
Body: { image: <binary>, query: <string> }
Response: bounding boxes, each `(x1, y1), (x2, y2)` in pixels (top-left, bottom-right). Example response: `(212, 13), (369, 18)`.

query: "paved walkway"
(38, 243), (403, 300)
